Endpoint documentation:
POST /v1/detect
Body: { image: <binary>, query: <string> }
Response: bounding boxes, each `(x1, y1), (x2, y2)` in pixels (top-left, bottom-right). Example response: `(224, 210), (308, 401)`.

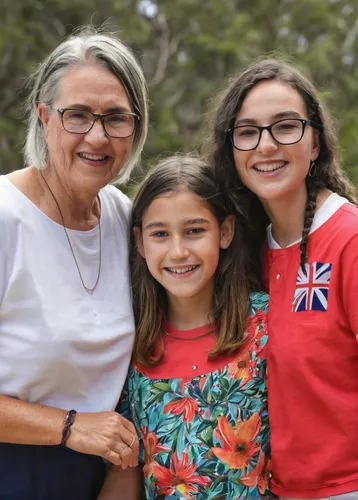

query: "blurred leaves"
(0, 0), (357, 185)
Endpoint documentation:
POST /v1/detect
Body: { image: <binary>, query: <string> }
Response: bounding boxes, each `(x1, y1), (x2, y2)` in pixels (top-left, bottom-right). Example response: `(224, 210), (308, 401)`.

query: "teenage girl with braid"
(206, 59), (358, 499)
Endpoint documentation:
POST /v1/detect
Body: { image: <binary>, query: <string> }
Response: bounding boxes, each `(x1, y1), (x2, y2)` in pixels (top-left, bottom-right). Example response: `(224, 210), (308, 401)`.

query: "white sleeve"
(0, 206), (14, 305)
(0, 230), (6, 304)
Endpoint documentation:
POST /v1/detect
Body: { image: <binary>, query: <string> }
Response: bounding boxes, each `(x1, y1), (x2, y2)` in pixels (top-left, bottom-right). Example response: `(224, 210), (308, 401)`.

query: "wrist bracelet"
(61, 409), (77, 446)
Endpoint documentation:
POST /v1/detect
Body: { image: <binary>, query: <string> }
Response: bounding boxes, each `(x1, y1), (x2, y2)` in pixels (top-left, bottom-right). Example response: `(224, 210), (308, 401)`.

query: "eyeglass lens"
(233, 119), (305, 151)
(62, 110), (136, 138)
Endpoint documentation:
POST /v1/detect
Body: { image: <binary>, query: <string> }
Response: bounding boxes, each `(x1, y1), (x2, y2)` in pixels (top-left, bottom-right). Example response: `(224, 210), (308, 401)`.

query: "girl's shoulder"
(248, 290), (269, 316)
(336, 202), (358, 234)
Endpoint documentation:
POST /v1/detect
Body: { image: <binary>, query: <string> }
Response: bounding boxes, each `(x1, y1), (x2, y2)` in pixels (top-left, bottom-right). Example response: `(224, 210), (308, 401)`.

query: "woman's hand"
(0, 396), (137, 467)
(0, 396), (138, 468)
(66, 411), (139, 468)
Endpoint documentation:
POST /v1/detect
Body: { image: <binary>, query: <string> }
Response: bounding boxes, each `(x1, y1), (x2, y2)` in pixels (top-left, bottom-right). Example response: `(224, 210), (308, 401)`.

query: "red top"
(266, 203), (358, 498)
(138, 322), (238, 379)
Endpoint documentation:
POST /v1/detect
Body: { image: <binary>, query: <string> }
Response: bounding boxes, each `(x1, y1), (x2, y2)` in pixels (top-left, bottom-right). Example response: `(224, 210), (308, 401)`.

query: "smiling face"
(233, 79), (320, 204)
(37, 63), (134, 193)
(135, 189), (234, 305)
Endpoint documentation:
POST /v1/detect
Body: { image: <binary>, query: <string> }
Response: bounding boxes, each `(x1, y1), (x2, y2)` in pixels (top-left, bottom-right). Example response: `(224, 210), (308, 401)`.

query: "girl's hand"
(66, 411), (139, 467)
(98, 465), (142, 500)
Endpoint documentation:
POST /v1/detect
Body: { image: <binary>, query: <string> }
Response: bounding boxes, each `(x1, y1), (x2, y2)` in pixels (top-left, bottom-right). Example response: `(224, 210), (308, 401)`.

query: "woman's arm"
(0, 395), (139, 467)
(97, 465), (143, 500)
(0, 395), (65, 445)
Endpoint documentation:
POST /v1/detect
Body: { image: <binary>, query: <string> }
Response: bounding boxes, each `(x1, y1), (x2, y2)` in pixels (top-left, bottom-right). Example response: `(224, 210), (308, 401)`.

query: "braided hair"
(299, 172), (321, 272)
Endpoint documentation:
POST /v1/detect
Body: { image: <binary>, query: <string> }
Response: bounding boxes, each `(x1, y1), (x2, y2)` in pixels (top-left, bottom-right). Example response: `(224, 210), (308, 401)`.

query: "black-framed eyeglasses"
(57, 108), (140, 138)
(228, 118), (315, 151)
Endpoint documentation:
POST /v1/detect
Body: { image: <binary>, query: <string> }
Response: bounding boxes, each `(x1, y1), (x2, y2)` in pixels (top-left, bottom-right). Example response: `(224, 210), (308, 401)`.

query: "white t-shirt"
(0, 176), (134, 412)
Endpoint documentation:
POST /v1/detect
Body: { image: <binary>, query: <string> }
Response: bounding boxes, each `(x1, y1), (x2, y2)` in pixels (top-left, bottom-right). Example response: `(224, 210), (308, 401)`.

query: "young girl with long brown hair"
(103, 155), (271, 499)
(207, 58), (358, 499)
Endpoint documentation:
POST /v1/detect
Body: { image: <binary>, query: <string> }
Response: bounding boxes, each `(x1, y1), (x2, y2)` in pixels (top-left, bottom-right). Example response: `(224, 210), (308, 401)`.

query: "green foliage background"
(1, 0), (357, 187)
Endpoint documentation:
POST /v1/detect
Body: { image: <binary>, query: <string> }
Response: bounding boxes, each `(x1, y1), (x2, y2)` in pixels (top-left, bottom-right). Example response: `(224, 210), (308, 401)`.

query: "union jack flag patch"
(292, 262), (332, 312)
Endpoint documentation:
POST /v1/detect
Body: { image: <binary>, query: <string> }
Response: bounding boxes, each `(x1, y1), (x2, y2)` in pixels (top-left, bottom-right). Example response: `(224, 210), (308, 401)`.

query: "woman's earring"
(309, 161), (316, 177)
(237, 181), (245, 190)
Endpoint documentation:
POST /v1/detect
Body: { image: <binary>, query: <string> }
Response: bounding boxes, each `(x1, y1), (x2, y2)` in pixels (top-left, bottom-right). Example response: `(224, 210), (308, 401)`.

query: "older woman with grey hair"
(0, 27), (148, 499)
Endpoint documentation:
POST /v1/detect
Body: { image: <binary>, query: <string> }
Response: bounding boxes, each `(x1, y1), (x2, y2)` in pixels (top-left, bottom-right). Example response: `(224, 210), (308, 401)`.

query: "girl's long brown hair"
(130, 155), (262, 367)
(204, 58), (357, 272)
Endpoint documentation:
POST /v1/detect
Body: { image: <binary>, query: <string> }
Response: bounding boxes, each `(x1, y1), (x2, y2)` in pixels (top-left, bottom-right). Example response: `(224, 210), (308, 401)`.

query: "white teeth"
(167, 265), (197, 274)
(79, 153), (107, 161)
(253, 161), (286, 172)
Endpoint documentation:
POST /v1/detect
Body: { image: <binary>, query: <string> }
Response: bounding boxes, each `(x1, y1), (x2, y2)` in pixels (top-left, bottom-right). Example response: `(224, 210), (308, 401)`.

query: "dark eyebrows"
(184, 218), (210, 225)
(144, 222), (166, 231)
(273, 110), (302, 120)
(106, 106), (133, 114)
(143, 218), (210, 230)
(235, 110), (303, 126)
(235, 117), (257, 126)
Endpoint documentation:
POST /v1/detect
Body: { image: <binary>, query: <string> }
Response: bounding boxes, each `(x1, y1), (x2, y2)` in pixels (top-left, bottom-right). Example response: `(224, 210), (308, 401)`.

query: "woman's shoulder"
(0, 177), (21, 274)
(0, 176), (22, 225)
(102, 184), (131, 208)
(337, 202), (358, 229)
(313, 200), (358, 254)
(101, 184), (131, 223)
(316, 194), (358, 236)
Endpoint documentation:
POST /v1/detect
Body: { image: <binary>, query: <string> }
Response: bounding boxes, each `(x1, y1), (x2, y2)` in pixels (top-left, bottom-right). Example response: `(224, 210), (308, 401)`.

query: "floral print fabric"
(120, 292), (270, 499)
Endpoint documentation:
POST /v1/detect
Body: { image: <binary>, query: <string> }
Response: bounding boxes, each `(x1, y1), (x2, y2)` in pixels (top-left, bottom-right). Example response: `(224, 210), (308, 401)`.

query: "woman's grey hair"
(24, 26), (148, 183)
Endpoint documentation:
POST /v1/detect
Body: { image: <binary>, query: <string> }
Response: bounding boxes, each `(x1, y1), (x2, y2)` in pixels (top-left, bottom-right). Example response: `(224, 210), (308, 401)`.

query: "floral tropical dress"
(119, 292), (271, 499)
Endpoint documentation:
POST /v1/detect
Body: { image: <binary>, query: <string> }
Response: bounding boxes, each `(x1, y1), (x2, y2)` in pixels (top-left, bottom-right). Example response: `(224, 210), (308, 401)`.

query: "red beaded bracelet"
(61, 409), (77, 446)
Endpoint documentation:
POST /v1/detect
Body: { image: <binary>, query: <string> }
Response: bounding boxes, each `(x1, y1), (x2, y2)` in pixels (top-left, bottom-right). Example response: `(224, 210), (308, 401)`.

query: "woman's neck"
(39, 168), (101, 229)
(166, 281), (213, 330)
(262, 187), (331, 248)
(263, 189), (307, 248)
(8, 167), (101, 231)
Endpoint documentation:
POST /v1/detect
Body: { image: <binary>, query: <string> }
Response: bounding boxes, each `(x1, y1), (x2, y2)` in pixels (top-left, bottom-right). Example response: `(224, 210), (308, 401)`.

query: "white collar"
(267, 192), (349, 249)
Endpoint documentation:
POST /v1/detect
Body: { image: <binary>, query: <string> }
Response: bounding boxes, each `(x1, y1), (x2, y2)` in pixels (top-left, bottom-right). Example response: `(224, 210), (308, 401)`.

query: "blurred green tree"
(0, 0), (357, 185)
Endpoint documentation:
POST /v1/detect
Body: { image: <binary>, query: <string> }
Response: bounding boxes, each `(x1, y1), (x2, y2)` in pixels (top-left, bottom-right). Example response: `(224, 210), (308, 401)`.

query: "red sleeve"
(340, 235), (358, 335)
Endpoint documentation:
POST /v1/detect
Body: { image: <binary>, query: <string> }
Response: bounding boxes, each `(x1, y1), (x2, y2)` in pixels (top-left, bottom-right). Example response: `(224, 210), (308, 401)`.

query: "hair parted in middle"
(24, 25), (148, 183)
(130, 154), (262, 368)
(205, 57), (357, 272)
